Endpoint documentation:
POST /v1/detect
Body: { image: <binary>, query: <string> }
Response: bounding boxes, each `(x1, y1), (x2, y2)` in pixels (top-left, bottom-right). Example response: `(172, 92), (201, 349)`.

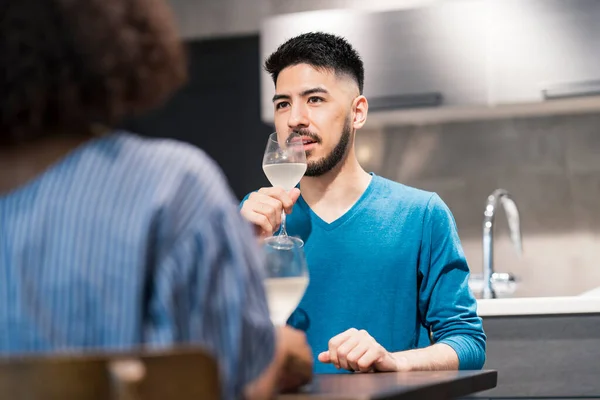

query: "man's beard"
(304, 118), (352, 177)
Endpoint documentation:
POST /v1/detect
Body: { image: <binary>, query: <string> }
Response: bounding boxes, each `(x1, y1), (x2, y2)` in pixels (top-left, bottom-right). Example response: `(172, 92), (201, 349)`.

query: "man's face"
(272, 64), (358, 176)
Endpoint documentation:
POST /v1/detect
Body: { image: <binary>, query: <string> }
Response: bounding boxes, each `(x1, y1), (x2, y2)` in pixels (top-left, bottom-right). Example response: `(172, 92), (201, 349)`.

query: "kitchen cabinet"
(366, 0), (488, 111)
(488, 0), (600, 105)
(260, 0), (600, 126)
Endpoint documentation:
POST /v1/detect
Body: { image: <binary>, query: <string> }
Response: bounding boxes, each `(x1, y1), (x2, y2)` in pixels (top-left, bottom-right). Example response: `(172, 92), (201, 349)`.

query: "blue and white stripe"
(0, 132), (274, 399)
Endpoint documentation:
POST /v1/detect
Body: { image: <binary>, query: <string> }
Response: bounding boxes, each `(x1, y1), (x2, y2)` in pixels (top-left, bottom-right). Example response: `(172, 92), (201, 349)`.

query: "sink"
(469, 272), (518, 299)
(471, 275), (600, 317)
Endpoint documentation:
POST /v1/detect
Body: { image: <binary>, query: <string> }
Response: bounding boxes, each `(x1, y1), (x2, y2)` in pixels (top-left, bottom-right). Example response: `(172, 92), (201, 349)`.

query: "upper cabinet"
(488, 0), (600, 105)
(366, 1), (488, 109)
(260, 1), (600, 125)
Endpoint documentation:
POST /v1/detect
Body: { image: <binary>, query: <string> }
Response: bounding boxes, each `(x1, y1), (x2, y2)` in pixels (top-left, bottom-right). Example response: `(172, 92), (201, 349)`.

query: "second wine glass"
(262, 132), (307, 249)
(262, 236), (309, 326)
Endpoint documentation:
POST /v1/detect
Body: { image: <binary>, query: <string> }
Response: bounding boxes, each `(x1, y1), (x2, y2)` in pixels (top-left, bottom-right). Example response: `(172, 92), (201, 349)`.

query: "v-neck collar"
(296, 173), (379, 231)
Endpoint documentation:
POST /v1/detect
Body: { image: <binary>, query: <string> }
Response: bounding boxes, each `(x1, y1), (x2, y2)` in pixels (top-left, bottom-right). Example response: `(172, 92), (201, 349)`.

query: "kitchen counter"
(476, 295), (600, 317)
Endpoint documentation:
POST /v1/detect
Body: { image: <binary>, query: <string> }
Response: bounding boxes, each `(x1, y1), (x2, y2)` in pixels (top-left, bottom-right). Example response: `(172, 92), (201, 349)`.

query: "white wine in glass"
(262, 132), (307, 249)
(262, 236), (309, 326)
(262, 163), (307, 191)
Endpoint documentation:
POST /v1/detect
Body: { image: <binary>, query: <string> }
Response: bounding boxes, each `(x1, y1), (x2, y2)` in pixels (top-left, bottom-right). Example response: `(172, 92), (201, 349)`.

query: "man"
(240, 32), (486, 374)
(0, 1), (311, 398)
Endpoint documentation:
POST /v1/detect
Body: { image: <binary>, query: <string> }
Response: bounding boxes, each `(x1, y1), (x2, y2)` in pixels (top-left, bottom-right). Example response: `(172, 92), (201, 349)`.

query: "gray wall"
(355, 113), (600, 298)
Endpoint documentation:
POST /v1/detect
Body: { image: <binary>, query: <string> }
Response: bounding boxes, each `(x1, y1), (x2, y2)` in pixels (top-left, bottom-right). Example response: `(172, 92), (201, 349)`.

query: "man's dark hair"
(265, 32), (364, 94)
(0, 0), (186, 146)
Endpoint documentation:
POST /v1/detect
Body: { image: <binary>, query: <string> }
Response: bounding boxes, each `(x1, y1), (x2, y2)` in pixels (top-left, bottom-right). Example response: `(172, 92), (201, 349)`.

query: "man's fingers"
(253, 201), (282, 230)
(242, 212), (274, 237)
(336, 335), (362, 371)
(241, 192), (286, 235)
(249, 192), (284, 217)
(258, 187), (299, 213)
(328, 328), (358, 370)
(317, 351), (331, 363)
(241, 187), (300, 236)
(346, 343), (370, 372)
(357, 348), (381, 373)
(287, 188), (301, 212)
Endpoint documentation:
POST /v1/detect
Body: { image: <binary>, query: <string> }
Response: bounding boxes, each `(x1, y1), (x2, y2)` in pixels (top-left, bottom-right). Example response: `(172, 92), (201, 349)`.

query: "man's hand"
(240, 187), (301, 238)
(318, 328), (406, 373)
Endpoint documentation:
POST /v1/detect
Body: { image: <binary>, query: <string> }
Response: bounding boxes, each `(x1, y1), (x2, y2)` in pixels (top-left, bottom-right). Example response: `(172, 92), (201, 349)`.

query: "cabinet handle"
(542, 79), (600, 100)
(368, 92), (443, 111)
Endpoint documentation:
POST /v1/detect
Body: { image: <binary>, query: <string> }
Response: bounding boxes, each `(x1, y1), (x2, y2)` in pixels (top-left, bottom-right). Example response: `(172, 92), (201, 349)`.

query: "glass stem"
(279, 210), (288, 237)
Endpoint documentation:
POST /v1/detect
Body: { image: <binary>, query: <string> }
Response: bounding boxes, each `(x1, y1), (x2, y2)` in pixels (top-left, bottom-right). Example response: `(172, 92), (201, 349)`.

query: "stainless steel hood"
(259, 0), (600, 127)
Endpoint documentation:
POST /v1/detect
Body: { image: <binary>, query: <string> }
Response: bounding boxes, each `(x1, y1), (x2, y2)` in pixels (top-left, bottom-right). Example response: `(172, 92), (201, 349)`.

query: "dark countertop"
(278, 370), (497, 400)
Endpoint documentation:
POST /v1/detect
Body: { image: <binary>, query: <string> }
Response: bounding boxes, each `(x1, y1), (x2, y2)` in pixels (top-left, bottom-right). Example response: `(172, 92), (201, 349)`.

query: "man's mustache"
(287, 130), (322, 144)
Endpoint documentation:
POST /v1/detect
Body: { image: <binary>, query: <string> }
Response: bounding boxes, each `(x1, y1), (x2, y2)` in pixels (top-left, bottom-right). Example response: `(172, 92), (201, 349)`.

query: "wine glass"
(262, 236), (309, 326)
(262, 132), (307, 249)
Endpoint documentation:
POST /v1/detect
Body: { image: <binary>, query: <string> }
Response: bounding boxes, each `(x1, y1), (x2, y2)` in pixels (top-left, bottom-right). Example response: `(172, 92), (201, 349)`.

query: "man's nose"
(287, 103), (309, 129)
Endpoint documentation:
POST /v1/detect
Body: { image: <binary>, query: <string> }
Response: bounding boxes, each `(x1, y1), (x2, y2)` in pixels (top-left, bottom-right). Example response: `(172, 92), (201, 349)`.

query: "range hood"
(259, 0), (600, 127)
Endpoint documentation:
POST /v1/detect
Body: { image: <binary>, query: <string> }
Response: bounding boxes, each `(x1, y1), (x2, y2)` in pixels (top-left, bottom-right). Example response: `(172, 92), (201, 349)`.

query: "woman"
(0, 1), (312, 398)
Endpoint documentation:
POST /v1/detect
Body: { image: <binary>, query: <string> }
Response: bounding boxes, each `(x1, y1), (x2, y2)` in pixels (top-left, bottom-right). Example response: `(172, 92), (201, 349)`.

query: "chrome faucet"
(482, 189), (522, 299)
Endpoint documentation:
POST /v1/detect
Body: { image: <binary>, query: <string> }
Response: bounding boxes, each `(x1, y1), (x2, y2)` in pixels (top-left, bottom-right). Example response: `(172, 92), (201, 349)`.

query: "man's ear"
(352, 95), (368, 130)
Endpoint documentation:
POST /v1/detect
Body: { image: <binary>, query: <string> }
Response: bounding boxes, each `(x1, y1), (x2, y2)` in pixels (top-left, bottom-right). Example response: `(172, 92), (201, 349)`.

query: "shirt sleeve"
(417, 193), (486, 370)
(146, 151), (275, 399)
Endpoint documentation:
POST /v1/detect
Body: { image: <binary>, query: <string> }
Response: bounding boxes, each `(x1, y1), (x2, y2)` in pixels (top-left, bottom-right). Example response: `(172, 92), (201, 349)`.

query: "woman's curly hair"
(0, 0), (186, 146)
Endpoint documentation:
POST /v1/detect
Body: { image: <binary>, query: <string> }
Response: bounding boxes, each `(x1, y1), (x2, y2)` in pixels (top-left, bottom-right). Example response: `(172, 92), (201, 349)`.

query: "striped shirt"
(0, 132), (274, 399)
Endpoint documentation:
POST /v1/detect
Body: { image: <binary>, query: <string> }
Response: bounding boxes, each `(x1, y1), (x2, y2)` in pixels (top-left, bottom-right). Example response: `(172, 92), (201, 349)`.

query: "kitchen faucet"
(482, 189), (522, 299)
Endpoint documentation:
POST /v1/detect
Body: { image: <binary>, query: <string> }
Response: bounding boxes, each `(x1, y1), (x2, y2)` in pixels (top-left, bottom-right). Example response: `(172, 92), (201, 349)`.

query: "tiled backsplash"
(356, 112), (600, 297)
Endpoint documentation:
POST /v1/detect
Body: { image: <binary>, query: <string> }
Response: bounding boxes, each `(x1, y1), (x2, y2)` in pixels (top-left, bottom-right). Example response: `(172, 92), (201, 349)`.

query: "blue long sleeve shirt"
(245, 174), (485, 373)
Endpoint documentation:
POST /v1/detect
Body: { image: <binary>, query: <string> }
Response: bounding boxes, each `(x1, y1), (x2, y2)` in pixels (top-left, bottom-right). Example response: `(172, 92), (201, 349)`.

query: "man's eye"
(275, 102), (289, 110)
(308, 97), (324, 104)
